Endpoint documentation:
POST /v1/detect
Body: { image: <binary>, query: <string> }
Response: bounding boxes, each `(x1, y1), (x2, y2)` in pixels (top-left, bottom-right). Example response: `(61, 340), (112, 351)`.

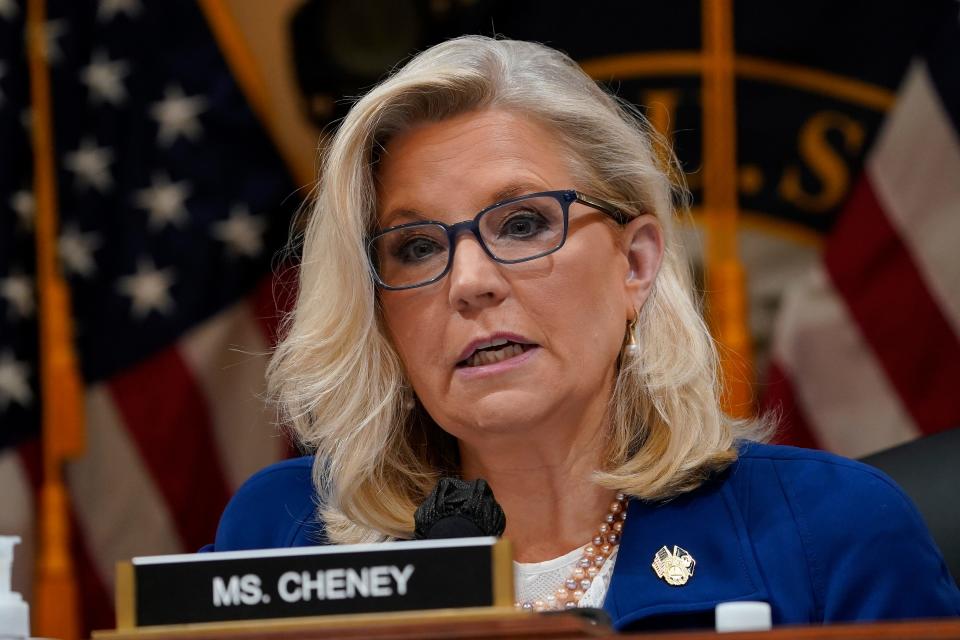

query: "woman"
(208, 36), (960, 629)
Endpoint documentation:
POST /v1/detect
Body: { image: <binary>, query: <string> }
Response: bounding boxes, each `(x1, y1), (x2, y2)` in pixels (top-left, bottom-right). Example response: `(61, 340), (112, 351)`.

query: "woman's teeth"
(465, 342), (526, 367)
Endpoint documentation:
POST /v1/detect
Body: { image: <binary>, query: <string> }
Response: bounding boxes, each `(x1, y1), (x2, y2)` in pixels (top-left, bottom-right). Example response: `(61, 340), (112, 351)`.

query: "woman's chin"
(438, 394), (563, 441)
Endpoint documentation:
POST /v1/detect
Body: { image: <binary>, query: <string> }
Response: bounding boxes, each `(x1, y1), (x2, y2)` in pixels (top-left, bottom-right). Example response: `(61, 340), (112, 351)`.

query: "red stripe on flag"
(761, 362), (821, 450)
(108, 346), (232, 551)
(250, 269), (296, 347)
(249, 272), (300, 459)
(824, 177), (960, 434)
(16, 437), (42, 488)
(70, 510), (115, 635)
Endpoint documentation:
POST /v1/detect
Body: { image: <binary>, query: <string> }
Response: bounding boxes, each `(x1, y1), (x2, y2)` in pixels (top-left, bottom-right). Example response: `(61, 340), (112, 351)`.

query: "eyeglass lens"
(372, 195), (566, 288)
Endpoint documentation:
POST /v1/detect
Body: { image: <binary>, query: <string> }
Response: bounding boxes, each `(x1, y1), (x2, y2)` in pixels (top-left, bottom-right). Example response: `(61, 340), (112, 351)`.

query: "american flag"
(762, 3), (960, 456)
(0, 0), (297, 633)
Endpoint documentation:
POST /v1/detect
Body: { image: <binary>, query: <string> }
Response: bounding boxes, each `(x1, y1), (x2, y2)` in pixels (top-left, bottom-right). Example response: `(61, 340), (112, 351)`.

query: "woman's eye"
(393, 236), (444, 263)
(499, 212), (549, 239)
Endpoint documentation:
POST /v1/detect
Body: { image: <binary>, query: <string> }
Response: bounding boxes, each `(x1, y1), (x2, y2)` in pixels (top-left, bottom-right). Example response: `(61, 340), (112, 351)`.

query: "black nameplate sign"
(119, 537), (513, 628)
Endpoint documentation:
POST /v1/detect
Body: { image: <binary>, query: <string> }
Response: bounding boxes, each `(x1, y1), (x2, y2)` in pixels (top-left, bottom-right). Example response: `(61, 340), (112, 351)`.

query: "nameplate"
(116, 537), (513, 628)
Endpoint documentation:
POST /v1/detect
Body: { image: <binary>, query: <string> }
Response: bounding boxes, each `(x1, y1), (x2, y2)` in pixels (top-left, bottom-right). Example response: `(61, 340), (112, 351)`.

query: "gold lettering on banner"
(738, 164), (764, 196)
(777, 110), (865, 213)
(641, 88), (682, 180)
(641, 88), (680, 143)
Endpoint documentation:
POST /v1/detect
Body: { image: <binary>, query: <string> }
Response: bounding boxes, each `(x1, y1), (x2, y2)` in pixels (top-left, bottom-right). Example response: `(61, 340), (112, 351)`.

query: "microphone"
(414, 478), (507, 540)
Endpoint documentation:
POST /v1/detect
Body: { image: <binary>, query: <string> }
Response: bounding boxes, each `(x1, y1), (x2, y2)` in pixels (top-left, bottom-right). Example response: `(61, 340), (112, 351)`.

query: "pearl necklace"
(514, 492), (628, 611)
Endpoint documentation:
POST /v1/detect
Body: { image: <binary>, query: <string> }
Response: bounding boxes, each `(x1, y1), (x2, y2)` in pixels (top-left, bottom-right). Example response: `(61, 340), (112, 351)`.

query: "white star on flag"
(0, 274), (34, 320)
(117, 259), (177, 319)
(59, 226), (104, 278)
(41, 19), (68, 65)
(97, 0), (142, 21)
(81, 50), (130, 106)
(10, 190), (34, 231)
(212, 205), (267, 258)
(0, 0), (19, 21)
(150, 85), (208, 147)
(133, 173), (192, 230)
(64, 137), (114, 193)
(0, 351), (32, 410)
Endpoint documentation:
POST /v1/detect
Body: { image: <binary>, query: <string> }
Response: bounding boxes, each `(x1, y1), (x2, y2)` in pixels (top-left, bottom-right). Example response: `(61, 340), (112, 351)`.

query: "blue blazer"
(207, 443), (960, 631)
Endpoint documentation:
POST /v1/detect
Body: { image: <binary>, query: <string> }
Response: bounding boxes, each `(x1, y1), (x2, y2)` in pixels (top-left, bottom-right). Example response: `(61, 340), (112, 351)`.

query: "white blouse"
(513, 543), (619, 609)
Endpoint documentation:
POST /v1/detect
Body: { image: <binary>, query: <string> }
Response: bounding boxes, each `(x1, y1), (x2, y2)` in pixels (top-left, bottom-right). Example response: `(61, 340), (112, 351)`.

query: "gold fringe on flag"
(701, 0), (755, 418)
(26, 0), (85, 637)
(198, 0), (314, 189)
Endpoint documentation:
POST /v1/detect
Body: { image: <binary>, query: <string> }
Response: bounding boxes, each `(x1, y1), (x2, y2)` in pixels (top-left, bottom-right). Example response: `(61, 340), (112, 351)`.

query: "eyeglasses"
(368, 189), (629, 290)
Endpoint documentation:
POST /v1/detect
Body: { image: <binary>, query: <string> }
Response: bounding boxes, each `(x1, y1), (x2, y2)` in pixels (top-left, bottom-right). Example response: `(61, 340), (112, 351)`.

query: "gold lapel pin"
(652, 545), (696, 586)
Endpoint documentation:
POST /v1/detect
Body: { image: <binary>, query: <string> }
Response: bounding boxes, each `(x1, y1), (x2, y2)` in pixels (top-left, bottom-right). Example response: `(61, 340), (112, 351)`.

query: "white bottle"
(715, 600), (772, 632)
(0, 536), (29, 640)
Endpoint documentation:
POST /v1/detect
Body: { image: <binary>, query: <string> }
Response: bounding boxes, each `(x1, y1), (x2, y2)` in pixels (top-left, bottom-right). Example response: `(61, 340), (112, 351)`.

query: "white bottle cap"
(715, 600), (772, 632)
(0, 536), (29, 640)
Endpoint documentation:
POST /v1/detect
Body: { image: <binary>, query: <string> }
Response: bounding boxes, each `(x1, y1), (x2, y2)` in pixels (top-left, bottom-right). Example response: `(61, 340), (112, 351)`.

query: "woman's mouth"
(459, 341), (536, 368)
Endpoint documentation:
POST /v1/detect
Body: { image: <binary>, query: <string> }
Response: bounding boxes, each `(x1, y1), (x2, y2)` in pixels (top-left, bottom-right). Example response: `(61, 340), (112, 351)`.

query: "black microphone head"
(414, 478), (506, 540)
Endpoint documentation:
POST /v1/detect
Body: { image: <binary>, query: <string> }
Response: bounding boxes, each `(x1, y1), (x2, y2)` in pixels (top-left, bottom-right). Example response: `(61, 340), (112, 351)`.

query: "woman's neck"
(458, 429), (615, 563)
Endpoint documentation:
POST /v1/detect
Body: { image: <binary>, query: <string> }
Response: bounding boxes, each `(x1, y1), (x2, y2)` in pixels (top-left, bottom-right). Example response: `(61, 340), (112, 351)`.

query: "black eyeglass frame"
(368, 189), (631, 291)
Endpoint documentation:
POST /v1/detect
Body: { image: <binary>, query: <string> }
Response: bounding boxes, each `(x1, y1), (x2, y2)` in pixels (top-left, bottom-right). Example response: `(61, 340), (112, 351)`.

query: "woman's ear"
(622, 214), (664, 314)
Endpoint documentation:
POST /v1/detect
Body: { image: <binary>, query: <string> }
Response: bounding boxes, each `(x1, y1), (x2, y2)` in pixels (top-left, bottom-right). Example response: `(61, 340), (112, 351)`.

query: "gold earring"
(624, 311), (640, 357)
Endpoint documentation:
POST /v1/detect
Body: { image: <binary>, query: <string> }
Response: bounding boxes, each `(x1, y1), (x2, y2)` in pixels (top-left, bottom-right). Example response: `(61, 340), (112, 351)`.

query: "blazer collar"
(603, 476), (769, 630)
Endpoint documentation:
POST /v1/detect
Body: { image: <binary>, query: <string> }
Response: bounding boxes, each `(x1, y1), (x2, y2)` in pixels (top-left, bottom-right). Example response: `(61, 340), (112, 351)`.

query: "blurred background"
(0, 0), (957, 636)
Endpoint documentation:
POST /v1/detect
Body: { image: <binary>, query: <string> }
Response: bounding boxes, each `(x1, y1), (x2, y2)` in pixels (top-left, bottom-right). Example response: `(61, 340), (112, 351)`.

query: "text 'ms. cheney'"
(212, 564), (415, 607)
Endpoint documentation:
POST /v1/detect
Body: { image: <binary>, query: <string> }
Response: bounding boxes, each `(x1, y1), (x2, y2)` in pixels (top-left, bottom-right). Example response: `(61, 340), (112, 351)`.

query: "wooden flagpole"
(701, 0), (755, 417)
(26, 0), (85, 637)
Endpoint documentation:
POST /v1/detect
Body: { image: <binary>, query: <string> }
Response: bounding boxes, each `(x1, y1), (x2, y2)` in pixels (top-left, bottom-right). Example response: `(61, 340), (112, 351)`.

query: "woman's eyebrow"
(380, 207), (428, 227)
(380, 181), (546, 227)
(488, 182), (544, 204)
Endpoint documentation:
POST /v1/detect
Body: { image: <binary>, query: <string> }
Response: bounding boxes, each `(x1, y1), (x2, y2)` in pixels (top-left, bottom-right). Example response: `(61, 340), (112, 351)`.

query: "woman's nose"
(447, 236), (509, 310)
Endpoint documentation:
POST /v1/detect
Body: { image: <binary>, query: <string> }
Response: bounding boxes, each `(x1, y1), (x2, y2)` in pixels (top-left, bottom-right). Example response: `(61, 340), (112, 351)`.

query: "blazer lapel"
(603, 477), (769, 630)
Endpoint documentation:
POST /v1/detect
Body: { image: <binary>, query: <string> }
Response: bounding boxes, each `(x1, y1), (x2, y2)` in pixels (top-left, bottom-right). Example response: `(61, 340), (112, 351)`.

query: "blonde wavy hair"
(268, 36), (761, 544)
